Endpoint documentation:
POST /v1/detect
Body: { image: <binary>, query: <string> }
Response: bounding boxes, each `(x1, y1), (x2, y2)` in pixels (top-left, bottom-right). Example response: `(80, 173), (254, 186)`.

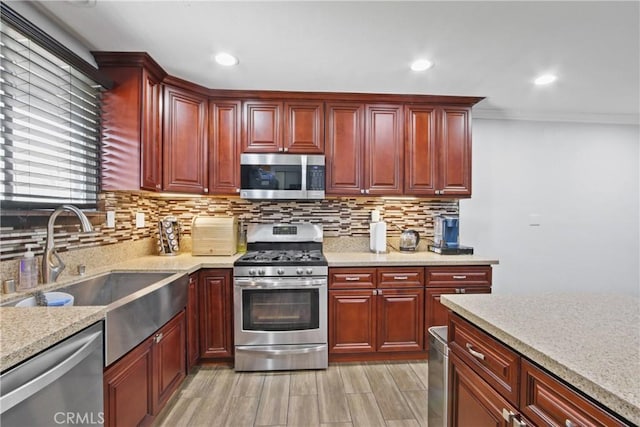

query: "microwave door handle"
(301, 155), (307, 196)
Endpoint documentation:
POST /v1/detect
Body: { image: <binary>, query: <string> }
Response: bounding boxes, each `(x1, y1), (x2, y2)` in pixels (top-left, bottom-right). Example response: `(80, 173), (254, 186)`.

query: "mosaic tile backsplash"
(0, 191), (458, 262)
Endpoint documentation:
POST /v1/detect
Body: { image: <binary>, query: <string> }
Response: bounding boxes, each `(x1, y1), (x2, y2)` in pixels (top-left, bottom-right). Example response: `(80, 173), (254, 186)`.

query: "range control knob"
(248, 269), (256, 276)
(277, 268), (285, 276)
(258, 269), (265, 276)
(296, 268), (304, 275)
(306, 268), (313, 275)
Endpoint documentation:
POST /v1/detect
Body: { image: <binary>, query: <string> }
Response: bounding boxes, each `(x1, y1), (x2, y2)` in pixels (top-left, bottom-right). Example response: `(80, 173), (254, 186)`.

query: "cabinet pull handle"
(452, 275), (467, 280)
(378, 289), (383, 295)
(502, 409), (516, 422)
(278, 147), (284, 152)
(365, 189), (370, 194)
(345, 277), (360, 281)
(466, 343), (485, 360)
(372, 289), (377, 295)
(393, 276), (408, 280)
(284, 147), (289, 152)
(235, 188), (240, 193)
(513, 418), (527, 427)
(204, 188), (208, 193)
(155, 332), (164, 343)
(565, 420), (577, 427)
(360, 189), (365, 194)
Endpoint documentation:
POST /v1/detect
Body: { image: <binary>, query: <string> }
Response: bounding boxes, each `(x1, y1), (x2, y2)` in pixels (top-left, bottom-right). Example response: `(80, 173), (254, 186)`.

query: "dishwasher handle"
(0, 329), (102, 414)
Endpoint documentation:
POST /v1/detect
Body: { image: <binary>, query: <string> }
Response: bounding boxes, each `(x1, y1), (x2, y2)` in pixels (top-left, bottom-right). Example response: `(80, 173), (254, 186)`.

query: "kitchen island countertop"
(441, 293), (640, 425)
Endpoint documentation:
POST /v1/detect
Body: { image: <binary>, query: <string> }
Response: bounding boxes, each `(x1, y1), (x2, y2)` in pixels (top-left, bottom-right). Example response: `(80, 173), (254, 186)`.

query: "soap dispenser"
(18, 244), (38, 290)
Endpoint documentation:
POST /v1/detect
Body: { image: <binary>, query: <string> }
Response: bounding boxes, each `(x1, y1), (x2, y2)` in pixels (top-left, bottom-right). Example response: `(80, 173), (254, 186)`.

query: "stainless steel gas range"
(233, 223), (328, 371)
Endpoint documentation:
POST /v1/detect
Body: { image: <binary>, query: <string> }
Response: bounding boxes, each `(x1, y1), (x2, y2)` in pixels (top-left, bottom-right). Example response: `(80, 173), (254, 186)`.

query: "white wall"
(460, 119), (640, 295)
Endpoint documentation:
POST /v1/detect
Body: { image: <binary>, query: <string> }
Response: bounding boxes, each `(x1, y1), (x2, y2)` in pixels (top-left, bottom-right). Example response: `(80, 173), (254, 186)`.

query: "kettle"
(399, 229), (420, 252)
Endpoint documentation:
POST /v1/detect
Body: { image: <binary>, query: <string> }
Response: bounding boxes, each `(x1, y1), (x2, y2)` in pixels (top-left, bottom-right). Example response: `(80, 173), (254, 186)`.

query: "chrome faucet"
(43, 205), (93, 283)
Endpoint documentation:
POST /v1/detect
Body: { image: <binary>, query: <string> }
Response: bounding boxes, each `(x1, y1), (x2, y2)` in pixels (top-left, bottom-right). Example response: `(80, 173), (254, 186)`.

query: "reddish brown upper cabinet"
(198, 269), (234, 361)
(325, 102), (366, 195)
(93, 52), (166, 192)
(284, 101), (324, 153)
(326, 103), (403, 196)
(242, 100), (324, 153)
(404, 105), (472, 197)
(162, 84), (208, 193)
(209, 100), (241, 194)
(438, 107), (472, 196)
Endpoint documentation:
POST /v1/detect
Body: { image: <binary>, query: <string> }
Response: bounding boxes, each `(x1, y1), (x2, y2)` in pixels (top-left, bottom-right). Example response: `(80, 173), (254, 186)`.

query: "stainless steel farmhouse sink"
(6, 271), (188, 366)
(66, 271), (188, 366)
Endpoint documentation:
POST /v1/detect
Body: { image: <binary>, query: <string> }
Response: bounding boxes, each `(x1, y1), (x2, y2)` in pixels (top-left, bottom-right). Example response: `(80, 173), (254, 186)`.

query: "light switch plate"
(106, 211), (115, 228)
(135, 212), (145, 228)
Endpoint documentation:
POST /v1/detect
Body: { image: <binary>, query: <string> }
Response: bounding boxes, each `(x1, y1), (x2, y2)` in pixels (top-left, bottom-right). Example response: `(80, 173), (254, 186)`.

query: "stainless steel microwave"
(240, 153), (325, 200)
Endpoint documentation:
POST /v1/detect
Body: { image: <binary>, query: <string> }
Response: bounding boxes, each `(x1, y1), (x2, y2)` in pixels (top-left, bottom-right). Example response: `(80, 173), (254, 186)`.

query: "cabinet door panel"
(243, 101), (282, 152)
(404, 105), (437, 195)
(329, 289), (376, 353)
(154, 311), (186, 413)
(163, 86), (208, 193)
(199, 270), (233, 359)
(365, 104), (403, 195)
(449, 351), (515, 427)
(377, 288), (424, 352)
(140, 70), (162, 191)
(284, 101), (324, 153)
(103, 337), (154, 427)
(439, 107), (471, 196)
(209, 100), (241, 194)
(325, 102), (365, 195)
(520, 359), (627, 427)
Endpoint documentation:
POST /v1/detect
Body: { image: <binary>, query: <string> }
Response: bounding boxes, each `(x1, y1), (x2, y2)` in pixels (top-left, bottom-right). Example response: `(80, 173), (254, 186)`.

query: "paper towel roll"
(370, 221), (387, 253)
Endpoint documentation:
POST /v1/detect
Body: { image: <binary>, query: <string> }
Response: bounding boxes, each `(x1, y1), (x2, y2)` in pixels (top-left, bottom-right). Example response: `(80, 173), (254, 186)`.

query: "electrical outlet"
(135, 212), (145, 228)
(528, 213), (541, 227)
(106, 211), (115, 228)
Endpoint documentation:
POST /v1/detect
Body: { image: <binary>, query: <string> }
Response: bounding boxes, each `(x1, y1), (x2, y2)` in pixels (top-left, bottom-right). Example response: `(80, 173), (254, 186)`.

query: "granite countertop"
(0, 306), (106, 371)
(324, 250), (498, 266)
(441, 293), (640, 425)
(1, 250), (497, 372)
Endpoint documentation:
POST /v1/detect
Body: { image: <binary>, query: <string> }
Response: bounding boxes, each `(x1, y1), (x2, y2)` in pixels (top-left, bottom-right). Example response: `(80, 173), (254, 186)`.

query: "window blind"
(0, 18), (103, 208)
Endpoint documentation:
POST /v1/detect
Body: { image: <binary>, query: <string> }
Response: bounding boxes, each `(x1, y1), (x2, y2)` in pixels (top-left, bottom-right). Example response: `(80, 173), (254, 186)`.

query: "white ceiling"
(32, 1), (640, 124)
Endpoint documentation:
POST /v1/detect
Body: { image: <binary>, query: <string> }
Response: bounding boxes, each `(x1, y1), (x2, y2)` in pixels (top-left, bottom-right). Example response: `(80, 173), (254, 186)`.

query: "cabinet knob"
(278, 147), (284, 152)
(155, 332), (164, 343)
(365, 189), (370, 194)
(501, 409), (516, 423)
(360, 189), (365, 194)
(565, 420), (577, 427)
(284, 147), (289, 152)
(204, 188), (208, 193)
(156, 184), (161, 190)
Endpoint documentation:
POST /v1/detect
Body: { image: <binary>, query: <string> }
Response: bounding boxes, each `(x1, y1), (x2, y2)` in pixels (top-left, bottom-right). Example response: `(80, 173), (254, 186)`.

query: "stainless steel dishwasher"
(0, 321), (104, 427)
(428, 325), (449, 427)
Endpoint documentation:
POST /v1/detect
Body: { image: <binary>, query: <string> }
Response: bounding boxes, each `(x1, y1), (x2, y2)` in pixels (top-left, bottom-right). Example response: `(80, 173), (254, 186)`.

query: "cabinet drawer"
(329, 268), (376, 289)
(449, 313), (520, 406)
(520, 359), (629, 427)
(377, 267), (424, 288)
(426, 266), (491, 287)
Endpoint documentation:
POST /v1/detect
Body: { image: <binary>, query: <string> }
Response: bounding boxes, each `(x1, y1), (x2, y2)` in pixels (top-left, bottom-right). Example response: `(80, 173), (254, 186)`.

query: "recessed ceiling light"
(214, 52), (239, 66)
(410, 59), (434, 72)
(534, 74), (557, 85)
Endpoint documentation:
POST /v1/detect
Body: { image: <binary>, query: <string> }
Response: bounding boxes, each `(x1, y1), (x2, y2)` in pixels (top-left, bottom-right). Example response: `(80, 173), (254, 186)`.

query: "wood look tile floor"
(155, 361), (429, 427)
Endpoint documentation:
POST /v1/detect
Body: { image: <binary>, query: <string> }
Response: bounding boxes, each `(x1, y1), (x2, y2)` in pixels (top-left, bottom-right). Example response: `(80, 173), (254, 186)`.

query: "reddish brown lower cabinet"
(103, 311), (186, 427)
(329, 289), (377, 354)
(199, 269), (233, 360)
(448, 314), (632, 427)
(328, 267), (424, 360)
(186, 273), (199, 370)
(449, 351), (517, 427)
(104, 337), (154, 427)
(377, 288), (424, 352)
(425, 266), (492, 351)
(520, 359), (628, 427)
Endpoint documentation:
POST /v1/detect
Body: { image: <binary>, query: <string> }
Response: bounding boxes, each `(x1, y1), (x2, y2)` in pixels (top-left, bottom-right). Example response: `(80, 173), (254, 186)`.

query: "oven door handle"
(236, 345), (326, 356)
(234, 279), (326, 289)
